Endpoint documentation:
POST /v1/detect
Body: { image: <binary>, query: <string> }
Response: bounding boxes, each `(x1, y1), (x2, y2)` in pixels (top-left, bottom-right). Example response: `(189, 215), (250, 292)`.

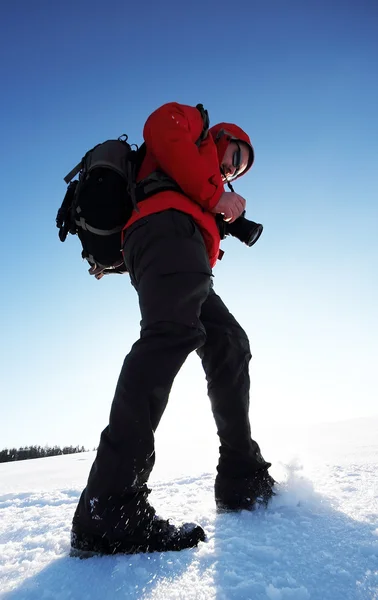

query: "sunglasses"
(232, 142), (242, 174)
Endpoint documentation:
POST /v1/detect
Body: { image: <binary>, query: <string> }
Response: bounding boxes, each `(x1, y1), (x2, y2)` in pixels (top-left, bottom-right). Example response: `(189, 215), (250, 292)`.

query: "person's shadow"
(1, 551), (195, 600)
(209, 466), (378, 600)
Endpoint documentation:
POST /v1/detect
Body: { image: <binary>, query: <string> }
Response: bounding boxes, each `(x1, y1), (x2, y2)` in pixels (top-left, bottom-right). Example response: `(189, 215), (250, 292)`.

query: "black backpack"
(56, 104), (209, 279)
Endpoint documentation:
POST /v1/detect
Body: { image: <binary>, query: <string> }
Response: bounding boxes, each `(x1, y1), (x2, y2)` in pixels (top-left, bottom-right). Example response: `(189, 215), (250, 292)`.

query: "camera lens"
(246, 223), (263, 247)
(226, 216), (263, 247)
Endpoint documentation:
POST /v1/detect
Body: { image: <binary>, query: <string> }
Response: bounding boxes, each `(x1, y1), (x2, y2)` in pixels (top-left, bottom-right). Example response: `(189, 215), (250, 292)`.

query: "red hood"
(209, 122), (254, 180)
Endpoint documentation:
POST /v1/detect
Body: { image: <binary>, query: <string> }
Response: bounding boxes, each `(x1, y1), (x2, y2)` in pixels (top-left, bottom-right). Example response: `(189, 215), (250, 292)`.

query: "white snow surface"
(0, 417), (377, 599)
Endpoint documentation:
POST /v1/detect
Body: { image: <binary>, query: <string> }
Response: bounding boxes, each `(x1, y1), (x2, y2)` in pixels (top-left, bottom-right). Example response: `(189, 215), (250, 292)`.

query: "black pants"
(77, 210), (270, 528)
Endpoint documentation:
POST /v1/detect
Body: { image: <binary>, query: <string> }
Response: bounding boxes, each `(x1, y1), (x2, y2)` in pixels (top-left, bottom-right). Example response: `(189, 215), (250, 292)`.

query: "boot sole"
(70, 524), (206, 556)
(216, 492), (276, 513)
(70, 547), (101, 559)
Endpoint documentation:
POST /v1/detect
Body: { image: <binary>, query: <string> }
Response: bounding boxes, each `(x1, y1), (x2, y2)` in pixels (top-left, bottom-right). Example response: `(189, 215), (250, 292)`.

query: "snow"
(0, 417), (377, 599)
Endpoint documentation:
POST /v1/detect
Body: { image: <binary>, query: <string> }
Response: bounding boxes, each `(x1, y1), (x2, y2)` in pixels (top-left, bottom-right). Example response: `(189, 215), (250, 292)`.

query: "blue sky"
(0, 0), (377, 449)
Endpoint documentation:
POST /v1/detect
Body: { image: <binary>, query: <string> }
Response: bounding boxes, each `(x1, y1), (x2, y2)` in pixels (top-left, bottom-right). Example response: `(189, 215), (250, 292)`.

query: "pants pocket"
(169, 210), (197, 238)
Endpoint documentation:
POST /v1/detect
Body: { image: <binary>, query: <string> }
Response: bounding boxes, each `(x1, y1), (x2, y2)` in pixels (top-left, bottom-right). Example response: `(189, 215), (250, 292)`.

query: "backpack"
(56, 104), (209, 279)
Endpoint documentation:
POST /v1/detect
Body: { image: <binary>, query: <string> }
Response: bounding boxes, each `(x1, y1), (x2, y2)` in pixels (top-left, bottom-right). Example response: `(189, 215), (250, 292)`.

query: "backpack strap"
(195, 104), (209, 145)
(56, 180), (79, 241)
(64, 161), (83, 184)
(74, 218), (124, 236)
(136, 171), (183, 200)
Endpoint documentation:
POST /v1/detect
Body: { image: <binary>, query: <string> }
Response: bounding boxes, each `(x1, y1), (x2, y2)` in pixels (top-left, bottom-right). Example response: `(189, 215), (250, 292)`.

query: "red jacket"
(123, 102), (253, 268)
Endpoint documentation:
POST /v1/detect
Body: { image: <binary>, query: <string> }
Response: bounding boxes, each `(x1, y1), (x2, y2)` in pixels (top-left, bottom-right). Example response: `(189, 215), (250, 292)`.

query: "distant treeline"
(0, 445), (88, 463)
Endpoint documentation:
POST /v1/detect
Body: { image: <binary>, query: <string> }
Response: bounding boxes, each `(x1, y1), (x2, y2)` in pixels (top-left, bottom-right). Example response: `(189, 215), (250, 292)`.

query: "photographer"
(71, 102), (275, 557)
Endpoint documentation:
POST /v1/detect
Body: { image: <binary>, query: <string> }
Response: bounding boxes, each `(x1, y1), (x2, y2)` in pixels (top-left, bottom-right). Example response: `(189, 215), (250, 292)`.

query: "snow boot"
(215, 470), (275, 512)
(70, 516), (206, 557)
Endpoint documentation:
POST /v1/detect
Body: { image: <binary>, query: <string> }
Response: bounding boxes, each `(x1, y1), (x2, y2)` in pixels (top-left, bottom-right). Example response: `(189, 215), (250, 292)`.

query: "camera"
(216, 211), (263, 247)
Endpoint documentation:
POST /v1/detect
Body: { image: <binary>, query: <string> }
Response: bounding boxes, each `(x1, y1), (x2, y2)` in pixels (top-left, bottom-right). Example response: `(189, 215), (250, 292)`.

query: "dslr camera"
(216, 211), (263, 247)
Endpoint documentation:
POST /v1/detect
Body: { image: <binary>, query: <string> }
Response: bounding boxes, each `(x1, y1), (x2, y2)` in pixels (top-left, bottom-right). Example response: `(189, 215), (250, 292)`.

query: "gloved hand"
(88, 261), (128, 280)
(88, 264), (107, 280)
(211, 191), (246, 223)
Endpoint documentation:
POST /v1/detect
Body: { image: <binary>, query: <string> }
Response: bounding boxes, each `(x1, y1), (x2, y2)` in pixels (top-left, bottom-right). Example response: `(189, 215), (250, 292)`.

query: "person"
(70, 102), (274, 557)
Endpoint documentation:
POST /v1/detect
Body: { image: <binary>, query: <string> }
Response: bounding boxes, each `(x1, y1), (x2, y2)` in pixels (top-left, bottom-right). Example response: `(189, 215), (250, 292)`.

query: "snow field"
(0, 419), (377, 599)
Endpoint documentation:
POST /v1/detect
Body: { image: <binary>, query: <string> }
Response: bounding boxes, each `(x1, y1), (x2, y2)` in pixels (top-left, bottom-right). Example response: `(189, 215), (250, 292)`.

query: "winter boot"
(70, 515), (206, 557)
(70, 489), (205, 557)
(215, 470), (275, 512)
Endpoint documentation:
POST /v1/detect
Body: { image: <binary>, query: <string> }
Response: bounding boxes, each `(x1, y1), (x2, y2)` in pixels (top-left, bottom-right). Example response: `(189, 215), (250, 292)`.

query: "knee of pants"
(199, 325), (251, 365)
(222, 334), (251, 374)
(233, 329), (252, 361)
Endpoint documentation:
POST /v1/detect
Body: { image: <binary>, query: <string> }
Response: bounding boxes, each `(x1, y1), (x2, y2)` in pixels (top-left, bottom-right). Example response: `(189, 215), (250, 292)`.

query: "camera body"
(216, 211), (263, 247)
